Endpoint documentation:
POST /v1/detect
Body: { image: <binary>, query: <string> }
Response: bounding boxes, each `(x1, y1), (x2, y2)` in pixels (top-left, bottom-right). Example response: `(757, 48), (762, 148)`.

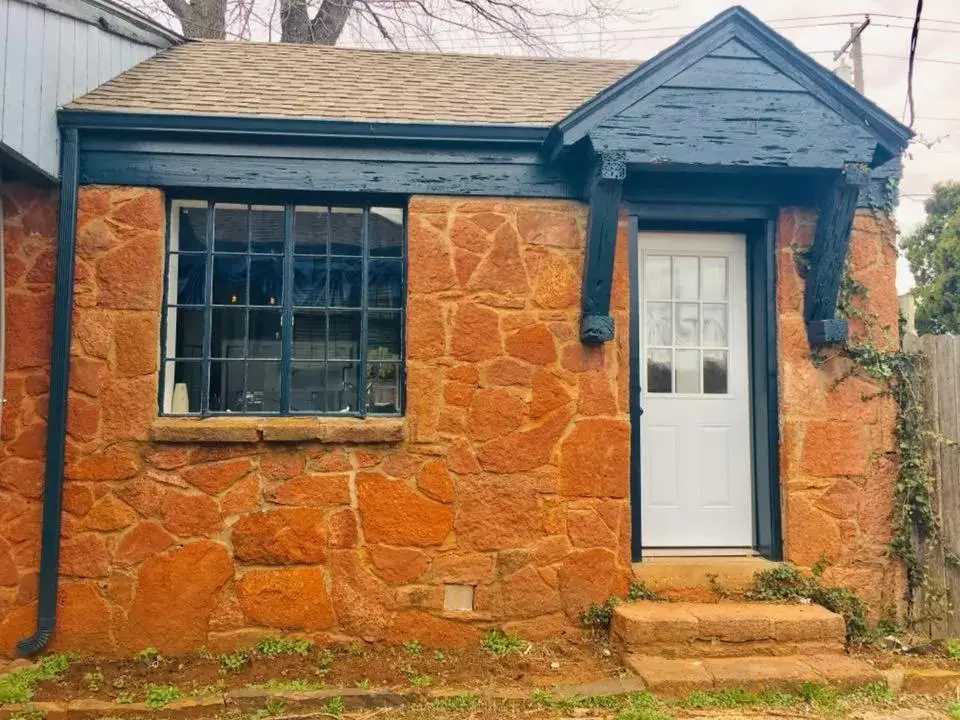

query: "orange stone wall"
(0, 183), (903, 657)
(776, 208), (903, 614)
(0, 187), (635, 656)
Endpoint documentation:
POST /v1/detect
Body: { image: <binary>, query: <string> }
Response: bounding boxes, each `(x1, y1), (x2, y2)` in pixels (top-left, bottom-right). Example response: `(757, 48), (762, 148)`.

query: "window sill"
(150, 416), (406, 444)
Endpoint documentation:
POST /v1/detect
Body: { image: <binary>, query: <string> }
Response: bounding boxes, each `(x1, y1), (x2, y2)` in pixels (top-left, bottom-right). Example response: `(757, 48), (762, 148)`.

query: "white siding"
(0, 0), (159, 178)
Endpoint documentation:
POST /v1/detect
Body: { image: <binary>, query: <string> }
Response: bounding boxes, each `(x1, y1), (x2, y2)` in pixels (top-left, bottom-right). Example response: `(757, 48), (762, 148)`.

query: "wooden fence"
(911, 332), (960, 637)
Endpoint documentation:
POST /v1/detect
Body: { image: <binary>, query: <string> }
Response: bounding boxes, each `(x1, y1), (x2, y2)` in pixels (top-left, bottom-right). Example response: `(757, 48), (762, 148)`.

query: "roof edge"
(17, 0), (183, 47)
(551, 5), (913, 161)
(58, 109), (552, 145)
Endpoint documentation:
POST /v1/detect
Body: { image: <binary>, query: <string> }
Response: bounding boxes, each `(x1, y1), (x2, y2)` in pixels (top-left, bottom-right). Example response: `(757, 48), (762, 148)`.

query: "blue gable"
(548, 6), (912, 172)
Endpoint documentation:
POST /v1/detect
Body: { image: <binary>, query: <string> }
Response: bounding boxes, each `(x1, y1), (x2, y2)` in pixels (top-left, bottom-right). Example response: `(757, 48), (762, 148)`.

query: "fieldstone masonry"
(0, 184), (901, 657)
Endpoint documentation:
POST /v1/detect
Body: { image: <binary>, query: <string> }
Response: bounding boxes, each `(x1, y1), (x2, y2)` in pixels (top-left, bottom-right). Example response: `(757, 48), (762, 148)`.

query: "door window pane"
(325, 362), (360, 413)
(646, 302), (672, 346)
(644, 255), (671, 299)
(647, 349), (672, 393)
(208, 360), (245, 411)
(165, 360), (202, 413)
(327, 311), (361, 360)
(249, 257), (283, 306)
(701, 257), (727, 301)
(704, 350), (728, 394)
(172, 308), (205, 358)
(703, 304), (728, 347)
(675, 303), (699, 347)
(675, 349), (701, 394)
(672, 256), (699, 300)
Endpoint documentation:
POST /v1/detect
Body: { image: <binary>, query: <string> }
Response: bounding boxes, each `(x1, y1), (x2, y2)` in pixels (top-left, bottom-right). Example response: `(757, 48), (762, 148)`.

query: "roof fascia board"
(59, 109), (550, 146)
(16, 0), (182, 47)
(550, 6), (912, 159)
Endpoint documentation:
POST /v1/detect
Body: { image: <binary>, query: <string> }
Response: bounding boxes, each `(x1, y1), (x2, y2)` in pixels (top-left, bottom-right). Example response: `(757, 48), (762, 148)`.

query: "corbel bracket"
(580, 150), (626, 343)
(803, 163), (869, 347)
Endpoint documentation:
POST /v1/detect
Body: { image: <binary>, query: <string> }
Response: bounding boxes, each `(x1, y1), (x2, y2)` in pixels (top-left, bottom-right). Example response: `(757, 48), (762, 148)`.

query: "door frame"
(627, 206), (782, 563)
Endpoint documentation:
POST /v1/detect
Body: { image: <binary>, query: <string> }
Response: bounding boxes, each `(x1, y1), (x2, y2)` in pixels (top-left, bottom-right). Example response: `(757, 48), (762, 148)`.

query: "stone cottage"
(0, 5), (911, 657)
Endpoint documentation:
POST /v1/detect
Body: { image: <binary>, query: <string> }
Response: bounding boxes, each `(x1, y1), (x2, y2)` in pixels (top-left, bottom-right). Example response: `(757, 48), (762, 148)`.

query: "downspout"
(0, 168), (5, 435)
(17, 128), (79, 656)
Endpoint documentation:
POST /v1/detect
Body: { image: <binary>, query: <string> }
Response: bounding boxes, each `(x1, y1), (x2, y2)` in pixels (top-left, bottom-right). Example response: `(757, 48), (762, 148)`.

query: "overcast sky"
(336, 0), (957, 292)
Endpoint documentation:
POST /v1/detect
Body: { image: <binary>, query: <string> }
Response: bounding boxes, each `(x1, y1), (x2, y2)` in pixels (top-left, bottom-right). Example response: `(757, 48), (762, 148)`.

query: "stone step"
(624, 653), (882, 696)
(612, 601), (846, 659)
(632, 556), (779, 602)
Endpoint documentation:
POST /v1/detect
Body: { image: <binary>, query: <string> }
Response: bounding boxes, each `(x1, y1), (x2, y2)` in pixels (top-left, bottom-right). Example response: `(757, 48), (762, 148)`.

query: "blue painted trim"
(627, 216), (643, 562)
(549, 5), (912, 161)
(804, 166), (866, 345)
(579, 151), (625, 343)
(807, 319), (849, 346)
(17, 128), (80, 656)
(59, 109), (550, 146)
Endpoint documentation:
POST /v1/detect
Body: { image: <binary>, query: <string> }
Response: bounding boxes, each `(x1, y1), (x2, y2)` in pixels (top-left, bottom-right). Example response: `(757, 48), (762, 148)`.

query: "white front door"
(638, 233), (753, 549)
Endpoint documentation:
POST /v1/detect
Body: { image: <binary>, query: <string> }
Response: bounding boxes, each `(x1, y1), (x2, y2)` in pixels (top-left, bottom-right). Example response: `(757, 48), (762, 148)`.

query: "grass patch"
(218, 649), (251, 673)
(255, 636), (314, 657)
(480, 629), (527, 657)
(949, 701), (960, 720)
(324, 696), (345, 717)
(134, 647), (163, 666)
(0, 653), (74, 704)
(252, 678), (327, 692)
(617, 691), (672, 720)
(402, 640), (423, 657)
(947, 638), (960, 659)
(144, 683), (183, 710)
(409, 674), (433, 689)
(678, 687), (798, 710)
(429, 694), (480, 711)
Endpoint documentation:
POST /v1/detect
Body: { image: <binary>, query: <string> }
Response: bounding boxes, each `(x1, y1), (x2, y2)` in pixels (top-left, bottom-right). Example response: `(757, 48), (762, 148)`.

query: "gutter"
(17, 128), (80, 656)
(57, 109), (552, 147)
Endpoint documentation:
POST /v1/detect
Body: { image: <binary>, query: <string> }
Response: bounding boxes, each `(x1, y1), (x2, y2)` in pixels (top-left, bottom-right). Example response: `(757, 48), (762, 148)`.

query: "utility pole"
(834, 16), (870, 93)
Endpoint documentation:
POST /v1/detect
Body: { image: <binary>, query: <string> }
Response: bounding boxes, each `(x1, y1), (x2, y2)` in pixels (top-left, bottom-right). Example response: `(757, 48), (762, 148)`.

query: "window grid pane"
(161, 201), (404, 417)
(643, 252), (730, 397)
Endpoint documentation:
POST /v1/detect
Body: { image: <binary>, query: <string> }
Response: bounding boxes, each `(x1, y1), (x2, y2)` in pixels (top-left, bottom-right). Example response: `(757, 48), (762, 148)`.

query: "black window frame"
(158, 198), (406, 418)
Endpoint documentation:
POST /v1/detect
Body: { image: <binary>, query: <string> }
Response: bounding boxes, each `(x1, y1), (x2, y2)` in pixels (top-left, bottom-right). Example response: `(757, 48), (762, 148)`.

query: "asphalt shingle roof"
(67, 40), (639, 126)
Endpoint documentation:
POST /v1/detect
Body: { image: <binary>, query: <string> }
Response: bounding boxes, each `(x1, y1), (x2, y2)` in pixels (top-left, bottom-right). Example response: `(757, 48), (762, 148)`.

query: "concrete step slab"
(623, 653), (881, 696)
(613, 600), (846, 657)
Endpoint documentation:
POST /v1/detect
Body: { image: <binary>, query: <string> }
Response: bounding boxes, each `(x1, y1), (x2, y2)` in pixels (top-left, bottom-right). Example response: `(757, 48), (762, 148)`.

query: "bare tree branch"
(121, 0), (651, 59)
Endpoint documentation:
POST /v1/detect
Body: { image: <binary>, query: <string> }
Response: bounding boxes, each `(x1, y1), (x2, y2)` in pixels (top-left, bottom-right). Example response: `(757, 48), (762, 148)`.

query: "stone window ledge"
(149, 417), (406, 444)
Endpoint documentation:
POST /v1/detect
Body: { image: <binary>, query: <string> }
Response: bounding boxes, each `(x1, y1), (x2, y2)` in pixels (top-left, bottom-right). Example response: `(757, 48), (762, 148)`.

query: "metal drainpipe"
(17, 128), (80, 656)
(0, 167), (6, 434)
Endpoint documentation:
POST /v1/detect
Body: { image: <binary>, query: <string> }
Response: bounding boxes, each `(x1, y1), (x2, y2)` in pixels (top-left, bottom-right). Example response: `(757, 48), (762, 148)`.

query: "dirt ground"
(24, 632), (622, 704)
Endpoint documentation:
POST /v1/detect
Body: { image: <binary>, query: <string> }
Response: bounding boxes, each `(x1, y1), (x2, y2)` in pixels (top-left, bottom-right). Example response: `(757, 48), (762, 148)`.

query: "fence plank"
(919, 334), (960, 637)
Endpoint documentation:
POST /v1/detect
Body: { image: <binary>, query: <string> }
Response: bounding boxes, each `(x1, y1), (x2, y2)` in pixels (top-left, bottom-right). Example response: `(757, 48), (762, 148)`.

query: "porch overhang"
(552, 5), (913, 346)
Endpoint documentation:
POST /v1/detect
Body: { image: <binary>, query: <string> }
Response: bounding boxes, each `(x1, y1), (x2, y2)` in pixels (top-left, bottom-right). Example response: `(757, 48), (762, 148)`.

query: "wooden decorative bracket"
(580, 150), (626, 343)
(803, 163), (869, 347)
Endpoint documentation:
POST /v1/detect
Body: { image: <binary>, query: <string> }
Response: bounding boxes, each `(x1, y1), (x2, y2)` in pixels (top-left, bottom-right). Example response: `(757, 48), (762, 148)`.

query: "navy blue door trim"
(627, 211), (781, 563)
